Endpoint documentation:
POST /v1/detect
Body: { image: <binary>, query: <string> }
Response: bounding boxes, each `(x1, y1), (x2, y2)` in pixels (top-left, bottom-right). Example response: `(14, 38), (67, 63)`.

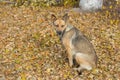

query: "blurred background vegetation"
(0, 0), (119, 10)
(0, 0), (79, 7)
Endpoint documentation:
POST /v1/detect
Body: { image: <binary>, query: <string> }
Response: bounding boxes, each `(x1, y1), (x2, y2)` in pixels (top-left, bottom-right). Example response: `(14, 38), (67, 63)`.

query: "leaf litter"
(0, 2), (120, 80)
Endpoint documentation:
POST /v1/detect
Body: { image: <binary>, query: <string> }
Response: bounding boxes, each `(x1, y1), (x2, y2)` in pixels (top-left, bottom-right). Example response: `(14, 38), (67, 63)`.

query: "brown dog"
(51, 13), (98, 73)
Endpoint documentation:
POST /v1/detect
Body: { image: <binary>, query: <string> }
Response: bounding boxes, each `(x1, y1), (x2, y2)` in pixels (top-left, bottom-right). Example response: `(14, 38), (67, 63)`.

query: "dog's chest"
(62, 37), (71, 48)
(62, 31), (76, 52)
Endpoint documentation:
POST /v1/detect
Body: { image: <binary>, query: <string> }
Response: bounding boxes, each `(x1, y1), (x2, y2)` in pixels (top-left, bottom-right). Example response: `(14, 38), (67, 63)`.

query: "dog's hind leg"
(73, 53), (92, 72)
(73, 66), (83, 72)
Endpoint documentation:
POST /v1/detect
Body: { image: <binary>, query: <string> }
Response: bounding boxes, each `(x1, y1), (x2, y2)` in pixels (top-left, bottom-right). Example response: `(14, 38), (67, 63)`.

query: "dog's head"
(51, 13), (69, 36)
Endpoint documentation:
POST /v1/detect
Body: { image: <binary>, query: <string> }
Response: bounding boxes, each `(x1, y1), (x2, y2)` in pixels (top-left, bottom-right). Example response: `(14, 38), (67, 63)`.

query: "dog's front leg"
(64, 44), (73, 67)
(68, 54), (73, 67)
(67, 49), (73, 67)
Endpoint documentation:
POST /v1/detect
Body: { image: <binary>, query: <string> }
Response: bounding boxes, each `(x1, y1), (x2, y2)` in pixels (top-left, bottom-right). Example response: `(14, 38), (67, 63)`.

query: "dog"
(51, 13), (98, 74)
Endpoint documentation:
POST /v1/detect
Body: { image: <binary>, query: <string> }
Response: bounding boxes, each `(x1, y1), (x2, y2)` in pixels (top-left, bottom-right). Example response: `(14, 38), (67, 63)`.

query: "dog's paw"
(73, 68), (78, 71)
(73, 68), (82, 75)
(69, 62), (73, 67)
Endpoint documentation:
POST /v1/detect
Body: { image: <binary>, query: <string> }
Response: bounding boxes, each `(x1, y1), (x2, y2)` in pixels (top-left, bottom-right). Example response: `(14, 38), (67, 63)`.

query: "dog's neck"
(60, 28), (66, 40)
(60, 24), (73, 40)
(65, 24), (74, 32)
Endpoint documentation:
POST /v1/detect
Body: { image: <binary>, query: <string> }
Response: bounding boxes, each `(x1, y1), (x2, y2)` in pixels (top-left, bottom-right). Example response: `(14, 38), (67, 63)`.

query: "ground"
(0, 3), (120, 80)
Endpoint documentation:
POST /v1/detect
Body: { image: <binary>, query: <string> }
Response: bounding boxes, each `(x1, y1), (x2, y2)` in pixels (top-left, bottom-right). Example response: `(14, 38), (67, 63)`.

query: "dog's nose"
(57, 31), (62, 35)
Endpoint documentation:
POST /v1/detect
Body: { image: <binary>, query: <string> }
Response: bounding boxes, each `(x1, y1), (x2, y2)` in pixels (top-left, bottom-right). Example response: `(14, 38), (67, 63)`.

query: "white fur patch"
(81, 64), (92, 70)
(65, 24), (73, 32)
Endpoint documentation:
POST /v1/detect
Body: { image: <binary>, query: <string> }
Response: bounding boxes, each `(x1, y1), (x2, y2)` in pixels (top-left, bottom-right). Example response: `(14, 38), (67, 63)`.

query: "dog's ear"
(51, 14), (57, 22)
(63, 13), (69, 22)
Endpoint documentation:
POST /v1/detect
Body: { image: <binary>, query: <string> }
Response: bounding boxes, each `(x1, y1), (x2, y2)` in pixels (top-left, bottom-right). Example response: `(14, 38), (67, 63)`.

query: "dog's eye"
(61, 25), (64, 28)
(56, 25), (59, 27)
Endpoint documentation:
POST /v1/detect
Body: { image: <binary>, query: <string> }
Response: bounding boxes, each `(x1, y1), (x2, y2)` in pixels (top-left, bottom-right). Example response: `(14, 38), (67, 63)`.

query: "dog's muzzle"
(57, 31), (62, 35)
(56, 29), (66, 40)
